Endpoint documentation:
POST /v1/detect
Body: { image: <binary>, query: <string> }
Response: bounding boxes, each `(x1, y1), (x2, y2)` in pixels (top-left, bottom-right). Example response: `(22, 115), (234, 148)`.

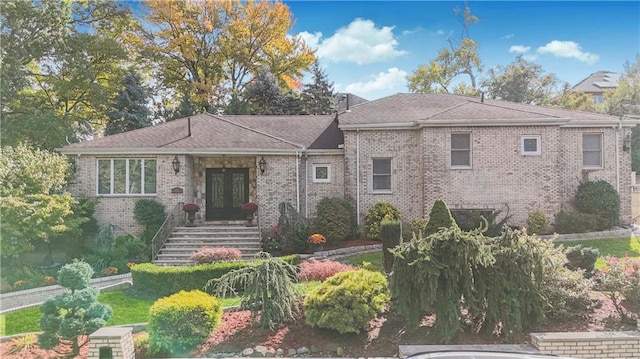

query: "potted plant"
(182, 203), (200, 227)
(242, 202), (258, 226)
(307, 233), (327, 252)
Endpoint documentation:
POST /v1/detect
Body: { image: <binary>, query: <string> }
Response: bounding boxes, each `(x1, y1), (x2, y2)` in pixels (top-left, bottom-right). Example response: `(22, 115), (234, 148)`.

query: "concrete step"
(160, 247), (261, 254)
(166, 238), (260, 244)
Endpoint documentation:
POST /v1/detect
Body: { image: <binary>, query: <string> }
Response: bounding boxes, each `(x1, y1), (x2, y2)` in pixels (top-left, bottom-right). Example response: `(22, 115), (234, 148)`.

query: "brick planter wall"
(531, 331), (640, 358)
(88, 327), (134, 359)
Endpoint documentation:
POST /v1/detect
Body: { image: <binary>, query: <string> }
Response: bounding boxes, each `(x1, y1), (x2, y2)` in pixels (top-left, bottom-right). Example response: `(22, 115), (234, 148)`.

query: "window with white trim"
(312, 164), (331, 183)
(583, 133), (603, 168)
(521, 135), (541, 155)
(372, 158), (391, 191)
(451, 133), (471, 167)
(97, 159), (156, 195)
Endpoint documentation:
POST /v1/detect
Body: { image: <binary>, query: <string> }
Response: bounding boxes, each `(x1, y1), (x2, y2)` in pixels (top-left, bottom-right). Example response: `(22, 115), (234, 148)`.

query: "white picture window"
(372, 158), (391, 191)
(583, 133), (603, 168)
(521, 135), (541, 156)
(97, 159), (157, 195)
(451, 133), (471, 167)
(312, 164), (331, 183)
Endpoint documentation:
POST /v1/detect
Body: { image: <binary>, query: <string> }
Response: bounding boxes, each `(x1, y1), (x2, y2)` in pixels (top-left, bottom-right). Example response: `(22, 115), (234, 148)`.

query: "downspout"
(296, 151), (300, 212)
(616, 118), (622, 193)
(305, 150), (309, 217)
(356, 129), (361, 225)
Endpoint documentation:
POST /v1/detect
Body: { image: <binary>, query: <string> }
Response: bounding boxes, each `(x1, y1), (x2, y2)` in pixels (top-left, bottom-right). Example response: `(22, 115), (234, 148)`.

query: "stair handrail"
(151, 202), (185, 260)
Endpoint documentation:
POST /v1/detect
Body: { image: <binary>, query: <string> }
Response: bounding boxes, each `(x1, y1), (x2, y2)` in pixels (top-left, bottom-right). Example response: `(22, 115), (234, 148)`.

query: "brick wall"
(304, 155), (345, 218)
(531, 331), (640, 358)
(88, 327), (134, 359)
(256, 155), (301, 229)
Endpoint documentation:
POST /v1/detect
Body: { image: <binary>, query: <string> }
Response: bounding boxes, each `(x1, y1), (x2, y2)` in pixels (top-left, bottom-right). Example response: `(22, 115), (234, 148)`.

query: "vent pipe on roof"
(480, 91), (485, 103)
(346, 94), (350, 111)
(188, 117), (192, 137)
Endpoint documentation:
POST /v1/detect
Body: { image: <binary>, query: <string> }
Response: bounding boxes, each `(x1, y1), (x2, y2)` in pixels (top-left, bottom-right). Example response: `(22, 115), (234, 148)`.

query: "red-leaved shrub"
(297, 259), (356, 282)
(190, 247), (242, 264)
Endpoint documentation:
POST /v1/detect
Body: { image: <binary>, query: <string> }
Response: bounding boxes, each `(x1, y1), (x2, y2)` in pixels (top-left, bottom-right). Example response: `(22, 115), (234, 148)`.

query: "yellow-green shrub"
(303, 269), (389, 334)
(147, 290), (222, 355)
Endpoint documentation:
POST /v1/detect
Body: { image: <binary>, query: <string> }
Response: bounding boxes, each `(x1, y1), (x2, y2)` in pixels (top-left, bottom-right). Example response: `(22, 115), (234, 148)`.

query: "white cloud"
(536, 40), (599, 64)
(344, 67), (408, 95)
(436, 29), (445, 36)
(509, 45), (531, 54)
(502, 34), (514, 40)
(402, 26), (424, 36)
(300, 18), (406, 65)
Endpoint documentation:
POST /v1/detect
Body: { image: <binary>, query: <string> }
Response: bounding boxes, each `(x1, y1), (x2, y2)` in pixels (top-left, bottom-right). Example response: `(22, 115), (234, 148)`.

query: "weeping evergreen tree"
(206, 254), (300, 330)
(301, 60), (336, 115)
(105, 68), (151, 135)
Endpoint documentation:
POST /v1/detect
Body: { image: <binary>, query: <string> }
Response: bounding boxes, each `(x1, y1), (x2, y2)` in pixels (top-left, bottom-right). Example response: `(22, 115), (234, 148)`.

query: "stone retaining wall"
(539, 227), (633, 242)
(0, 273), (132, 314)
(531, 331), (640, 358)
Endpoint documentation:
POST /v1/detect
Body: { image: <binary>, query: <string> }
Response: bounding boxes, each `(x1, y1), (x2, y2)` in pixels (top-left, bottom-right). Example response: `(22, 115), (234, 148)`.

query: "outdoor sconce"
(258, 157), (267, 174)
(623, 133), (632, 152)
(171, 156), (180, 174)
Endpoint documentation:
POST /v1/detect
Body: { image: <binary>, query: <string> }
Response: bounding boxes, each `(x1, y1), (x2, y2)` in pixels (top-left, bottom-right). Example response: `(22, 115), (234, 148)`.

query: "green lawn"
(343, 251), (383, 272)
(556, 237), (640, 268)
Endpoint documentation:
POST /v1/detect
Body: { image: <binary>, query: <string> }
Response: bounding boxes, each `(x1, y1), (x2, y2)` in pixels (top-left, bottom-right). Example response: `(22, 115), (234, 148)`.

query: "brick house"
(59, 93), (637, 237)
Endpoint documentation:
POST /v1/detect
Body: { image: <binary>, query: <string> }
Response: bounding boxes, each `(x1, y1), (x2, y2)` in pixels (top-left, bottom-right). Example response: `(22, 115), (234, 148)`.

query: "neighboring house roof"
(571, 71), (620, 93)
(60, 113), (341, 154)
(337, 93), (628, 128)
(336, 93), (369, 110)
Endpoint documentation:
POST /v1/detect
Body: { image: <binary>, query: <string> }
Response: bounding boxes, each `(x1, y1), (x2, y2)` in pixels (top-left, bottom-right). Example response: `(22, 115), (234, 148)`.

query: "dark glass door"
(205, 168), (249, 220)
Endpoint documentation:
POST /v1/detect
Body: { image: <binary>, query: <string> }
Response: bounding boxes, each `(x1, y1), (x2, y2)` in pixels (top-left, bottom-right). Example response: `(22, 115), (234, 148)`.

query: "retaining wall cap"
(530, 331), (640, 341)
(89, 326), (133, 338)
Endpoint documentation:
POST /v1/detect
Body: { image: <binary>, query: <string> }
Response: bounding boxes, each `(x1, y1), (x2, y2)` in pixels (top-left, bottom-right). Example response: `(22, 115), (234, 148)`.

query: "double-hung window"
(451, 133), (471, 167)
(372, 158), (391, 192)
(582, 133), (603, 168)
(97, 159), (157, 195)
(521, 135), (541, 156)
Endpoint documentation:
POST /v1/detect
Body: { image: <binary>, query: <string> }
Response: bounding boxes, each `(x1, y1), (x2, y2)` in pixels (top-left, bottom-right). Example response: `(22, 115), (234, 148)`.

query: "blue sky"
(285, 1), (640, 100)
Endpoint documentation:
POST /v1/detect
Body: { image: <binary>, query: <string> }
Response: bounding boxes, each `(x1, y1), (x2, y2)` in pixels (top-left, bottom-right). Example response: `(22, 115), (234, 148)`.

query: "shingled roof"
(337, 93), (624, 127)
(60, 113), (341, 154)
(572, 71), (620, 93)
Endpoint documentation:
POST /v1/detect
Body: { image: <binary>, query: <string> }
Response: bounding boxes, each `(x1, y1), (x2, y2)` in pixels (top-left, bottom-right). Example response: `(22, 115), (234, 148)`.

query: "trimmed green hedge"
(132, 255), (300, 297)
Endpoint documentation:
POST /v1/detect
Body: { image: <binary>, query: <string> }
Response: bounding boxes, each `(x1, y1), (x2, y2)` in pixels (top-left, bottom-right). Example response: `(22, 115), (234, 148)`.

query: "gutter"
(57, 148), (344, 156)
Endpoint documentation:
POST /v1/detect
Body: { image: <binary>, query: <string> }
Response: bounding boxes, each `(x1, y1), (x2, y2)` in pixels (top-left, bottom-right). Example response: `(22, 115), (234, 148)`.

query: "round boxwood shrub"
(304, 269), (389, 334)
(310, 197), (357, 243)
(364, 202), (401, 240)
(147, 290), (223, 355)
(574, 180), (619, 229)
(526, 209), (548, 235)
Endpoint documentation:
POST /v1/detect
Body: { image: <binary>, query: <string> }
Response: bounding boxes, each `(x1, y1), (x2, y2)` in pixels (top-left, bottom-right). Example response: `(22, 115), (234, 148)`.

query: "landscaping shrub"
(424, 199), (458, 236)
(553, 211), (602, 234)
(64, 197), (100, 260)
(209, 255), (300, 330)
(526, 209), (548, 235)
(401, 218), (428, 242)
(450, 209), (510, 237)
(574, 180), (620, 229)
(278, 202), (311, 253)
(85, 226), (141, 273)
(304, 269), (389, 334)
(133, 199), (166, 244)
(190, 247), (242, 264)
(131, 255), (300, 297)
(564, 245), (599, 276)
(380, 219), (402, 273)
(147, 290), (222, 356)
(364, 202), (401, 240)
(310, 197), (357, 243)
(38, 260), (112, 356)
(594, 255), (640, 324)
(297, 259), (356, 282)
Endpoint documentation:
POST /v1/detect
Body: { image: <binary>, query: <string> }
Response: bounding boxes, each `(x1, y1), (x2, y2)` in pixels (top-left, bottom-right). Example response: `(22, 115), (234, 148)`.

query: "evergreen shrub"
(380, 219), (402, 273)
(401, 219), (428, 241)
(364, 202), (401, 240)
(574, 180), (620, 229)
(134, 199), (166, 244)
(304, 269), (389, 334)
(148, 290), (222, 355)
(310, 197), (357, 243)
(564, 245), (599, 276)
(526, 209), (549, 234)
(423, 199), (458, 236)
(554, 211), (602, 234)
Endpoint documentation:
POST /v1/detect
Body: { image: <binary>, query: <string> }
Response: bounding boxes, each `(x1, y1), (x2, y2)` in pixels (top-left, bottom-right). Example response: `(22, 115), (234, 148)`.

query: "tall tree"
(407, 3), (482, 94)
(482, 56), (560, 105)
(105, 68), (152, 135)
(139, 0), (315, 113)
(551, 83), (598, 112)
(241, 67), (288, 115)
(301, 60), (336, 115)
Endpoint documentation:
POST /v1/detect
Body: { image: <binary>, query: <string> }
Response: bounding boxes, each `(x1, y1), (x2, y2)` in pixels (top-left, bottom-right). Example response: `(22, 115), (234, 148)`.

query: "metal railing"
(151, 203), (185, 260)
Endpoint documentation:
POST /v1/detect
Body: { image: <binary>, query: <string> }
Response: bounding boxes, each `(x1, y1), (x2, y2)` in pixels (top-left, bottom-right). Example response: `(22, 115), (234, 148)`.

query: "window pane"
(373, 159), (391, 174)
(523, 138), (538, 152)
(451, 150), (470, 166)
(113, 159), (126, 194)
(451, 133), (470, 149)
(373, 175), (391, 190)
(144, 160), (156, 194)
(129, 159), (142, 194)
(583, 134), (601, 150)
(584, 151), (601, 167)
(315, 166), (328, 180)
(98, 160), (111, 194)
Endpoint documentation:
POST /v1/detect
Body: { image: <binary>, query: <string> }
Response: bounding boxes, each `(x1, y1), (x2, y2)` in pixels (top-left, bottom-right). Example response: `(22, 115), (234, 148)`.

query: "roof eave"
(339, 122), (419, 130)
(57, 147), (344, 156)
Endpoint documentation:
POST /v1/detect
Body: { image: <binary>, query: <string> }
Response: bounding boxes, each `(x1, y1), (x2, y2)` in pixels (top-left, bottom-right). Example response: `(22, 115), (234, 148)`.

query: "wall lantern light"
(172, 156), (180, 174)
(258, 157), (267, 174)
(623, 133), (632, 152)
